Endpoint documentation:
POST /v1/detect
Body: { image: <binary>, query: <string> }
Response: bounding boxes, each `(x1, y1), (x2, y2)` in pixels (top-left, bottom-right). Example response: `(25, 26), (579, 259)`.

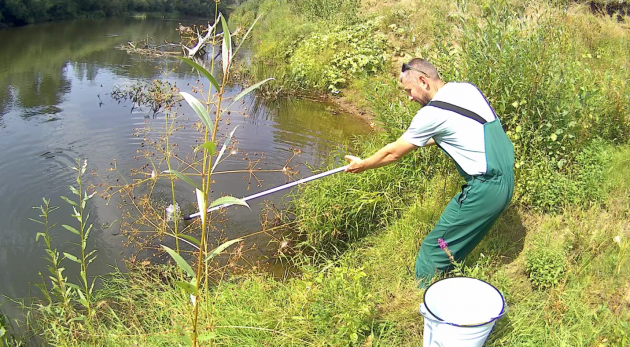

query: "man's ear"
(418, 75), (429, 90)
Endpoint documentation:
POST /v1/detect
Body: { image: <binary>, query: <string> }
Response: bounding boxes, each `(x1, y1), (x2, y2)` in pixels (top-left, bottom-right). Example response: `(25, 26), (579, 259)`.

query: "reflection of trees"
(0, 17), (202, 120)
(244, 96), (370, 160)
(0, 83), (10, 127)
(10, 71), (71, 117)
(0, 0), (233, 26)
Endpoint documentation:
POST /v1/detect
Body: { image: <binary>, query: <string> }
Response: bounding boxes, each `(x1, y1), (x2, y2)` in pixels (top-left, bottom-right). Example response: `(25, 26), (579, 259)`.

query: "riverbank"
(4, 0), (630, 345)
(16, 145), (630, 346)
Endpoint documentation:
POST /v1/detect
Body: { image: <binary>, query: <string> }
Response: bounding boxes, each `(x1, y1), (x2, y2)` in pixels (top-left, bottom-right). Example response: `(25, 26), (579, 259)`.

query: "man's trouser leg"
(414, 177), (512, 288)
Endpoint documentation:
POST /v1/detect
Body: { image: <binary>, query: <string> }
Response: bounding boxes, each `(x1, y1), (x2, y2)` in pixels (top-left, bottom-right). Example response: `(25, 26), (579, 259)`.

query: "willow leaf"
(180, 92), (213, 131)
(176, 57), (220, 92)
(220, 14), (232, 75)
(211, 125), (238, 173)
(205, 238), (243, 262)
(226, 78), (274, 110)
(163, 170), (201, 191)
(161, 245), (195, 279)
(209, 196), (249, 209)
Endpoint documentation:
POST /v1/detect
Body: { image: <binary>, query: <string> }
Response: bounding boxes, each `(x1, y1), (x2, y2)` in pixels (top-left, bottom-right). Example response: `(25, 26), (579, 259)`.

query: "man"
(344, 58), (514, 287)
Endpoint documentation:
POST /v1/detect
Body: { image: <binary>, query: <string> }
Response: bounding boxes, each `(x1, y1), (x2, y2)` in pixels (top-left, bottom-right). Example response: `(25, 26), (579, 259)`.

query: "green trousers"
(414, 119), (514, 288)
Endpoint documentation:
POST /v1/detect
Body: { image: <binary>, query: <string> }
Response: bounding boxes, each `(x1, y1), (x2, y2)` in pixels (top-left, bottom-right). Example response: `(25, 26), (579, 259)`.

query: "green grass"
(28, 144), (630, 346)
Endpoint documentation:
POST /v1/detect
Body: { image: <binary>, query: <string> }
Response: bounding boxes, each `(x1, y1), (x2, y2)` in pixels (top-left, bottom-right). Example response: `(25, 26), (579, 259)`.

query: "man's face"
(400, 73), (432, 106)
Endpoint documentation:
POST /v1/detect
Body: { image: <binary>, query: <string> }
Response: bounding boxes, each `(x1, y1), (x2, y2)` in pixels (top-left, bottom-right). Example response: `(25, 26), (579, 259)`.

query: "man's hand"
(344, 155), (365, 173)
(344, 138), (417, 174)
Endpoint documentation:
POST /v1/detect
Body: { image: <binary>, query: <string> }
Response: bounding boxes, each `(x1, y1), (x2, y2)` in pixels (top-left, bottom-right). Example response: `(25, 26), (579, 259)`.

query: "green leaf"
(180, 91), (213, 131)
(227, 78), (274, 110)
(550, 133), (558, 142)
(68, 315), (86, 323)
(234, 15), (262, 57)
(198, 332), (217, 342)
(175, 281), (198, 295)
(60, 196), (78, 207)
(212, 125), (239, 173)
(176, 57), (220, 92)
(179, 234), (201, 247)
(84, 191), (97, 201)
(69, 186), (79, 196)
(29, 218), (45, 225)
(220, 14), (232, 75)
(209, 196), (249, 209)
(62, 224), (80, 235)
(196, 188), (207, 224)
(85, 224), (93, 241)
(205, 238), (243, 262)
(163, 170), (201, 190)
(161, 245), (195, 279)
(36, 232), (45, 242)
(198, 141), (216, 155)
(63, 252), (81, 263)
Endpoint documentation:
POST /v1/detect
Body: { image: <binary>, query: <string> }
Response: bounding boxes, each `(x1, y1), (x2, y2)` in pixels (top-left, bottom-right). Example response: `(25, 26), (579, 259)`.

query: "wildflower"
(614, 235), (622, 245)
(438, 238), (448, 250)
(438, 238), (455, 263)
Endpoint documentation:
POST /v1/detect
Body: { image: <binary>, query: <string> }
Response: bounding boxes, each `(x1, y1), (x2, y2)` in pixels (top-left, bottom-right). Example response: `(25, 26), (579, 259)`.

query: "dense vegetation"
(0, 0), (232, 27)
(2, 0), (629, 346)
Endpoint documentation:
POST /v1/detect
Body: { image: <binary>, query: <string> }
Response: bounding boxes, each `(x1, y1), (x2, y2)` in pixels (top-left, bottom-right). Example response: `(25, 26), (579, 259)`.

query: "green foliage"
(231, 0), (386, 95)
(0, 0), (226, 27)
(24, 144), (630, 347)
(422, 0), (630, 211)
(519, 140), (613, 211)
(291, 0), (360, 24)
(289, 20), (387, 92)
(525, 244), (568, 289)
(31, 198), (72, 311)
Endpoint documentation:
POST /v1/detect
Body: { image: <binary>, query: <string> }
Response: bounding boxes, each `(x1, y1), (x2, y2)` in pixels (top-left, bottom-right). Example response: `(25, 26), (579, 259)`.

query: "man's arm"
(345, 137), (419, 173)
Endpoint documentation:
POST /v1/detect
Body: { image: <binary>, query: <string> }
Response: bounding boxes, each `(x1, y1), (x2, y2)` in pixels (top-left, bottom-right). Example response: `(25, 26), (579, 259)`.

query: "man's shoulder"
(434, 82), (484, 101)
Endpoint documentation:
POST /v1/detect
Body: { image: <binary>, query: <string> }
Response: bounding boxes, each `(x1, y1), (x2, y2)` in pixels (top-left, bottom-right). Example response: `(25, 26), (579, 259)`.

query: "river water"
(0, 17), (370, 315)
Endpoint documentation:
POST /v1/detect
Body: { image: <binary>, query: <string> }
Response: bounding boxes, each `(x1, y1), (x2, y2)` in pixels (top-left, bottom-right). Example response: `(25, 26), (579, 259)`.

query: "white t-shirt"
(401, 82), (497, 176)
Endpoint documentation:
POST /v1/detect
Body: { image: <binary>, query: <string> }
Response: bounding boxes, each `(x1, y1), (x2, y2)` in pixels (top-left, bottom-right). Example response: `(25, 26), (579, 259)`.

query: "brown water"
(0, 17), (371, 316)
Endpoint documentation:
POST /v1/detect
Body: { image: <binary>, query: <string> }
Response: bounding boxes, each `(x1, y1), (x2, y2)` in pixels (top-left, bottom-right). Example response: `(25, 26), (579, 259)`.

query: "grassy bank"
(8, 0), (630, 346)
(22, 145), (630, 346)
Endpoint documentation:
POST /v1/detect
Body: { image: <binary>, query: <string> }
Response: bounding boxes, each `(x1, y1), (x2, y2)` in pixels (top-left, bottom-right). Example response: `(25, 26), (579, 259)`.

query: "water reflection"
(0, 17), (371, 306)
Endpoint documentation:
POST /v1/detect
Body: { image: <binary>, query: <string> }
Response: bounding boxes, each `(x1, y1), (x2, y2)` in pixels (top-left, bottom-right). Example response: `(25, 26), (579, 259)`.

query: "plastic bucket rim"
(422, 276), (506, 327)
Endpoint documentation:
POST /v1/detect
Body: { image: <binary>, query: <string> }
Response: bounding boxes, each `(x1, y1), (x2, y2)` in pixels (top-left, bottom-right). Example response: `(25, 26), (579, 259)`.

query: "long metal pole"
(183, 165), (348, 220)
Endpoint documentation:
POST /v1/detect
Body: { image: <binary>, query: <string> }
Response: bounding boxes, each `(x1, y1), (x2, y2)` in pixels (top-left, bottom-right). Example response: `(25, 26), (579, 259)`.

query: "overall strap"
(427, 100), (492, 124)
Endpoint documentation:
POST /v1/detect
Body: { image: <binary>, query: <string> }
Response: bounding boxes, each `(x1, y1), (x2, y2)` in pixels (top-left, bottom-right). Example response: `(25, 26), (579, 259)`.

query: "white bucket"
(419, 277), (506, 347)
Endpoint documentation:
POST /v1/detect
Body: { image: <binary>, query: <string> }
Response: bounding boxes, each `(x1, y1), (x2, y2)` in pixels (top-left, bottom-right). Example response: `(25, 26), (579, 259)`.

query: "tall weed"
(422, 0), (630, 210)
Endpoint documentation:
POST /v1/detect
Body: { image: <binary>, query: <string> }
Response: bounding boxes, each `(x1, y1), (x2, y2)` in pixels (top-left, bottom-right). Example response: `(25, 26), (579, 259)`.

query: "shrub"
(525, 245), (568, 289)
(290, 0), (360, 24)
(289, 20), (387, 92)
(423, 0), (630, 211)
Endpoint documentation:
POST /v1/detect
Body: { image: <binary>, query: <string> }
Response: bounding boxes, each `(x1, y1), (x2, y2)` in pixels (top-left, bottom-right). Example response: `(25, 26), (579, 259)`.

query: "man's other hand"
(344, 155), (365, 173)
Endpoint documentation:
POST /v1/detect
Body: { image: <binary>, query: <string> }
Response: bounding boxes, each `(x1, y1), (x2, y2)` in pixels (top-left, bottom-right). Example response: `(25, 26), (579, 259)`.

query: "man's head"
(399, 58), (444, 106)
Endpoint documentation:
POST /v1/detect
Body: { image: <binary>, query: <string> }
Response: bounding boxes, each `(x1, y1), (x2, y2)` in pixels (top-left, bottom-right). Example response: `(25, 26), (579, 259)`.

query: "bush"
(423, 0), (630, 211)
(525, 245), (568, 289)
(290, 0), (360, 24)
(289, 20), (387, 92)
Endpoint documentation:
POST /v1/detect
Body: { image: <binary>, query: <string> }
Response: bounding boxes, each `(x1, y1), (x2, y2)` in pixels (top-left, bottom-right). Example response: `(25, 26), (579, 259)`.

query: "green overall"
(414, 101), (515, 288)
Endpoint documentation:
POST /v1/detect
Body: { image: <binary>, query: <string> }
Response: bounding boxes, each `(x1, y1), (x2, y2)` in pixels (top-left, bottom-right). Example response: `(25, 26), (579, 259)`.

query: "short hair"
(405, 58), (441, 81)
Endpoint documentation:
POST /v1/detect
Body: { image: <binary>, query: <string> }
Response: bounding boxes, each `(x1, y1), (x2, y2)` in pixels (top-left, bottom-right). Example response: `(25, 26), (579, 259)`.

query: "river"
(0, 16), (371, 318)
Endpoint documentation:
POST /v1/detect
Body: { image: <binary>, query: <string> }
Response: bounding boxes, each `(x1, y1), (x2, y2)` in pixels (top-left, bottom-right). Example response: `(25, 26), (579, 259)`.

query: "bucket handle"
(419, 303), (508, 328)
